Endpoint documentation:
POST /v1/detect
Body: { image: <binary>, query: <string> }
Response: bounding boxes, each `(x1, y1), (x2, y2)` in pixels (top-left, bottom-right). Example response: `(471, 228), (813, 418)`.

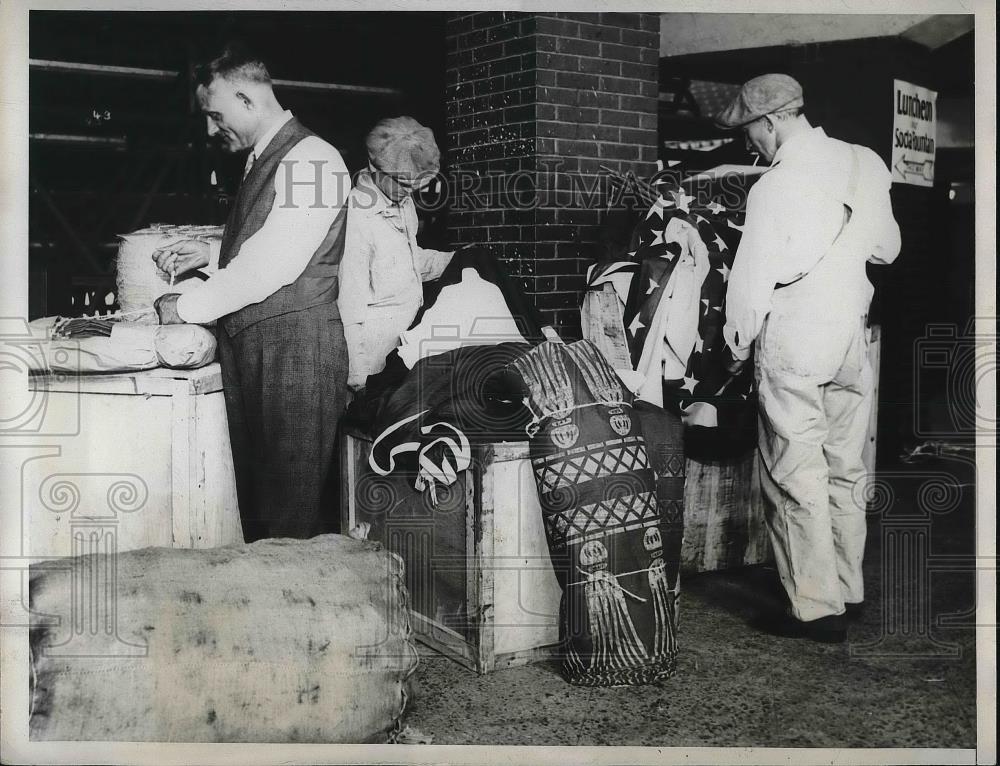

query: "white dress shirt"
(176, 111), (350, 324)
(723, 126), (901, 360)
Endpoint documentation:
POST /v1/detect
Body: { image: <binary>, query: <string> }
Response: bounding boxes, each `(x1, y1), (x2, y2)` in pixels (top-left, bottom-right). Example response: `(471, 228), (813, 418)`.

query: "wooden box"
(341, 431), (563, 673)
(24, 363), (243, 559)
(340, 428), (775, 673)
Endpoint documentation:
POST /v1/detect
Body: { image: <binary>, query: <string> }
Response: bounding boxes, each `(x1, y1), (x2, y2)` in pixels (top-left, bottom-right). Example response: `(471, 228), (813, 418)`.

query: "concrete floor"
(403, 454), (978, 747)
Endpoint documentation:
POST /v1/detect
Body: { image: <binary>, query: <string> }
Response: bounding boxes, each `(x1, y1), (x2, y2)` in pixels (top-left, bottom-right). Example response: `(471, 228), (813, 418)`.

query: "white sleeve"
(722, 181), (782, 358)
(176, 137), (350, 324)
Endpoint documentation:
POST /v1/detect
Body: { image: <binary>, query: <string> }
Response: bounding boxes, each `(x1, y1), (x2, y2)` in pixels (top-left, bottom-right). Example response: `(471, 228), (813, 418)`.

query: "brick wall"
(444, 12), (660, 339)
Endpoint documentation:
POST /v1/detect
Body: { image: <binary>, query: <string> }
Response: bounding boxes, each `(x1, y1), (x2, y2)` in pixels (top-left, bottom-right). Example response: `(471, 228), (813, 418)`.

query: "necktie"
(242, 150), (256, 180)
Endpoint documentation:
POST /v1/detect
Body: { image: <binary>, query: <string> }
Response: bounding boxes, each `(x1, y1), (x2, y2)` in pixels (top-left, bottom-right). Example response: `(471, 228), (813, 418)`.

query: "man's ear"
(235, 89), (254, 111)
(764, 114), (776, 133)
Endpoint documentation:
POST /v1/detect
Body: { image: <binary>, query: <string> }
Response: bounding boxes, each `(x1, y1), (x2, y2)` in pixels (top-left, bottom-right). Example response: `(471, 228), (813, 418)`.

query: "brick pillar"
(445, 12), (660, 339)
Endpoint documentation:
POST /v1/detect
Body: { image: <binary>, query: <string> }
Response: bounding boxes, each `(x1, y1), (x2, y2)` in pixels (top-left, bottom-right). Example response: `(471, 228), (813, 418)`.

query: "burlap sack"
(29, 535), (419, 743)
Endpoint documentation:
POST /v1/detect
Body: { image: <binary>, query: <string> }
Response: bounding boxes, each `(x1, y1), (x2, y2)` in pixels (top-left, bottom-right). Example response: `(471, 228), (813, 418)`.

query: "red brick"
(576, 21), (620, 44)
(556, 70), (601, 90)
(535, 258), (582, 276)
(620, 61), (658, 81)
(557, 36), (601, 57)
(577, 57), (621, 76)
(504, 35), (534, 57)
(601, 42), (645, 63)
(534, 16), (579, 37)
(537, 51), (579, 71)
(555, 105), (599, 124)
(619, 127), (657, 145)
(534, 242), (556, 259)
(577, 89), (620, 109)
(619, 94), (657, 113)
(504, 105), (534, 124)
(556, 274), (587, 291)
(536, 33), (558, 52)
(535, 224), (580, 242)
(559, 12), (602, 24)
(599, 75), (642, 95)
(536, 69), (558, 87)
(534, 292), (578, 310)
(598, 109), (640, 127)
(575, 124), (620, 142)
(472, 42), (505, 62)
(599, 13), (644, 30)
(537, 86), (578, 106)
(555, 208), (601, 225)
(599, 142), (641, 161)
(620, 27), (658, 48)
(536, 103), (557, 120)
(554, 138), (600, 157)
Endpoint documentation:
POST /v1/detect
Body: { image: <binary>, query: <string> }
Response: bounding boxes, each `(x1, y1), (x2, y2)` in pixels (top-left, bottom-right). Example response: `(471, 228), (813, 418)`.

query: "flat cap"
(714, 74), (804, 128)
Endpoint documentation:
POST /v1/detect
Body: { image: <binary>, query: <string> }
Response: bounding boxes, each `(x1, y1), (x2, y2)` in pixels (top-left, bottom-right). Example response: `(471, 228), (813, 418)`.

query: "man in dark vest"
(153, 44), (350, 542)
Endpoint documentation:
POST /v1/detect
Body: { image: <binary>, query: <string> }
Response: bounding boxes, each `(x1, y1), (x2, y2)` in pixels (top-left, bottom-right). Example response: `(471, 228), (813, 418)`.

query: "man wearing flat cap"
(339, 116), (454, 388)
(716, 74), (901, 643)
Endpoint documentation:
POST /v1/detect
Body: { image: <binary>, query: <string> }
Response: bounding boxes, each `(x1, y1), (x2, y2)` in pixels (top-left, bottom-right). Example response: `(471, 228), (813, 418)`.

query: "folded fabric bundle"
(507, 339), (682, 687)
(27, 318), (217, 374)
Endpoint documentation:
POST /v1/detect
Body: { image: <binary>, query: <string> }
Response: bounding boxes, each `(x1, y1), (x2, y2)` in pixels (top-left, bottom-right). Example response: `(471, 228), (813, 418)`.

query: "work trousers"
(755, 312), (873, 621)
(217, 302), (348, 542)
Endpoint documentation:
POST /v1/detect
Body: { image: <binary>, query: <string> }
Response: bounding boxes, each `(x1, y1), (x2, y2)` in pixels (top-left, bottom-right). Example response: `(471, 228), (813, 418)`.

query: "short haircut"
(195, 42), (271, 87)
(366, 116), (441, 177)
(773, 106), (804, 121)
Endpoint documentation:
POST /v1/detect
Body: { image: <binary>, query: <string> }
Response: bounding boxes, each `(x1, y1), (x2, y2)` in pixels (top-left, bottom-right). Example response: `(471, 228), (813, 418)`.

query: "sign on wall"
(892, 79), (937, 187)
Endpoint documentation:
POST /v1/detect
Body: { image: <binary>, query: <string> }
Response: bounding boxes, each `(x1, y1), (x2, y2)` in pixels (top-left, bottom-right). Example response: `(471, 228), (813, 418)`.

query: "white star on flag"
(713, 235), (728, 251)
(646, 278), (659, 294)
(670, 189), (696, 213)
(711, 305), (722, 313)
(681, 374), (698, 393)
(649, 229), (664, 247)
(628, 315), (645, 335)
(694, 214), (708, 224)
(741, 393), (748, 400)
(626, 250), (637, 259)
(645, 196), (667, 220)
(694, 336), (704, 354)
(701, 299), (710, 311)
(727, 218), (745, 232)
(717, 263), (731, 282)
(707, 201), (726, 215)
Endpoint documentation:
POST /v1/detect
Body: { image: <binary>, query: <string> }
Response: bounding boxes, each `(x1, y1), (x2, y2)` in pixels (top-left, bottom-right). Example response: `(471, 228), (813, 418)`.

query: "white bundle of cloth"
(26, 317), (217, 374)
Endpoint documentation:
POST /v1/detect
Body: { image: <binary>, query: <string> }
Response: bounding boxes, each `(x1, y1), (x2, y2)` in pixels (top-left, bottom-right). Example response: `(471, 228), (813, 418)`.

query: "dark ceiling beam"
(29, 58), (403, 96)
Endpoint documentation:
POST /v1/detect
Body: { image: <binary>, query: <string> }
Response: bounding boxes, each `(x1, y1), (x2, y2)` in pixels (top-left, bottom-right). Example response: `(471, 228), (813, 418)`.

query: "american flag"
(613, 174), (759, 459)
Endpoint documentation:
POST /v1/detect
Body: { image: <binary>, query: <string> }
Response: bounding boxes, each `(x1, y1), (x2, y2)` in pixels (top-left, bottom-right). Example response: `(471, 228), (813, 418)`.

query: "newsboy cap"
(714, 74), (805, 128)
(366, 116), (440, 177)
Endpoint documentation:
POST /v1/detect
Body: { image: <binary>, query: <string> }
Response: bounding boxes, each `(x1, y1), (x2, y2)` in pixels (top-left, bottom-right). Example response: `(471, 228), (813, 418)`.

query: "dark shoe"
(752, 611), (847, 644)
(844, 602), (865, 621)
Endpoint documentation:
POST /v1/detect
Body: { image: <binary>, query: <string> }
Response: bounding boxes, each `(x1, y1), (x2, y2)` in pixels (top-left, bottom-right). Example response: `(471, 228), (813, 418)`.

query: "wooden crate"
(341, 428), (775, 672)
(682, 452), (770, 572)
(341, 431), (563, 673)
(24, 363), (243, 559)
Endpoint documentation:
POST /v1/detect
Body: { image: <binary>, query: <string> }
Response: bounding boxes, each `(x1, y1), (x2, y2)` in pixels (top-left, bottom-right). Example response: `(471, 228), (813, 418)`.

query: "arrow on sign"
(894, 156), (935, 182)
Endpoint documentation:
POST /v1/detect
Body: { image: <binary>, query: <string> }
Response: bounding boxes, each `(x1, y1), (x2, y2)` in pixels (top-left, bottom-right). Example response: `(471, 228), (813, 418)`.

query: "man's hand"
(154, 293), (184, 325)
(152, 239), (210, 281)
